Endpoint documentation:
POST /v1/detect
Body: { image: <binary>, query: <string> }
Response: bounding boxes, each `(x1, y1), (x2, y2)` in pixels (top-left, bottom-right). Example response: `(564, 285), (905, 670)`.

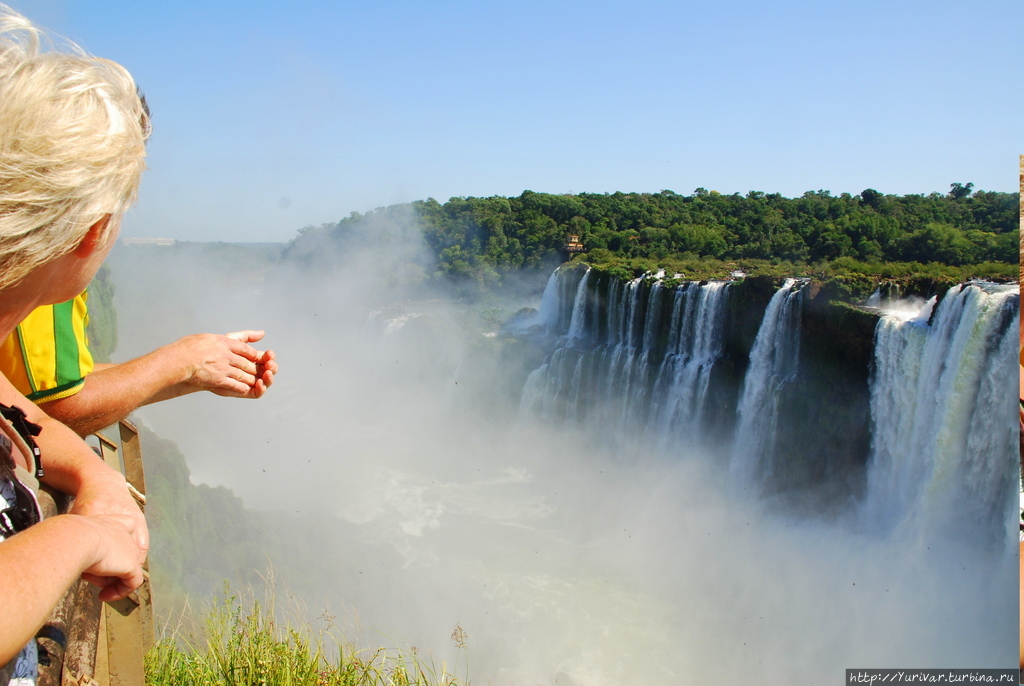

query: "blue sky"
(17, 0), (1023, 243)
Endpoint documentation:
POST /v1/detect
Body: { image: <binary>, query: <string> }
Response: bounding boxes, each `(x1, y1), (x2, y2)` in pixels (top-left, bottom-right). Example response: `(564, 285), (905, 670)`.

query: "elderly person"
(0, 6), (151, 677)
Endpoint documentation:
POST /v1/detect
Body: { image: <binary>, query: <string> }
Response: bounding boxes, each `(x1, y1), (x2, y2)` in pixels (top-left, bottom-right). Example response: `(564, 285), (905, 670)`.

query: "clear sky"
(16, 0), (1023, 243)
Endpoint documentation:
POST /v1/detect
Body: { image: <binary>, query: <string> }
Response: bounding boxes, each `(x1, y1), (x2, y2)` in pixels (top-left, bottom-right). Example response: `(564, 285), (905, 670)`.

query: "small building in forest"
(564, 234), (584, 254)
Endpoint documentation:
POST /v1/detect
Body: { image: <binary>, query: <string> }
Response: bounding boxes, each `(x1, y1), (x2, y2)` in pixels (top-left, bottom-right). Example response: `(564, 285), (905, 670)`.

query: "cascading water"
(519, 266), (732, 450)
(529, 263), (589, 334)
(565, 267), (593, 341)
(649, 281), (729, 444)
(861, 282), (1019, 547)
(522, 266), (1017, 554)
(729, 278), (804, 489)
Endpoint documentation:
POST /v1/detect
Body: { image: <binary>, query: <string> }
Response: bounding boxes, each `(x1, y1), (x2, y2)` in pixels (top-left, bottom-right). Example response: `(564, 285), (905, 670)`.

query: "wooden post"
(92, 423), (153, 686)
(117, 420), (154, 656)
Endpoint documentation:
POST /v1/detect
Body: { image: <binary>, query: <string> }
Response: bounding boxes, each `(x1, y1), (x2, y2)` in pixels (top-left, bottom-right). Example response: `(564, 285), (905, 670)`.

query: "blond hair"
(0, 5), (149, 290)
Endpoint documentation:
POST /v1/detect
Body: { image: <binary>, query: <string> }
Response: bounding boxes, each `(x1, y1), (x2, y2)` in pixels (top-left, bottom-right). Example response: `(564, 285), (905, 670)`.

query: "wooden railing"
(93, 420), (154, 686)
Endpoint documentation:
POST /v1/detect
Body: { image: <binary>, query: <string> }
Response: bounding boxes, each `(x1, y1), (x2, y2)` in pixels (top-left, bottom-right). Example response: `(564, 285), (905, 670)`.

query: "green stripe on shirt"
(51, 299), (81, 387)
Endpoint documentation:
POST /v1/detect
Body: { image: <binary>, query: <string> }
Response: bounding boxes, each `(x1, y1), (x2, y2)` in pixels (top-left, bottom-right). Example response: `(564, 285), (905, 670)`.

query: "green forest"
(290, 184), (1018, 287)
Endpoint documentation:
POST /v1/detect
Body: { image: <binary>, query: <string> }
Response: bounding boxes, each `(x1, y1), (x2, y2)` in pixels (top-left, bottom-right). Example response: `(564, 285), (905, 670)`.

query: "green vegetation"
(289, 184), (1018, 290)
(574, 252), (1017, 290)
(146, 587), (467, 686)
(87, 264), (118, 363)
(140, 424), (269, 604)
(138, 424), (473, 684)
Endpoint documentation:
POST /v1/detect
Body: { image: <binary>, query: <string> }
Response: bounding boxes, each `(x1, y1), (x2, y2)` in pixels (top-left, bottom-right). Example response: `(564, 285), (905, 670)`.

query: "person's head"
(0, 5), (150, 294)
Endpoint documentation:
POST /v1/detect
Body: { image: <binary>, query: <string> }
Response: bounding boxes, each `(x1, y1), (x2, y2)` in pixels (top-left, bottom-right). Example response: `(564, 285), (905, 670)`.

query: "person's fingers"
(86, 573), (142, 602)
(262, 356), (279, 375)
(226, 364), (257, 386)
(98, 581), (135, 603)
(219, 378), (254, 395)
(110, 508), (147, 559)
(79, 514), (146, 598)
(81, 572), (138, 592)
(225, 339), (262, 364)
(219, 355), (259, 379)
(225, 330), (266, 344)
(250, 379), (266, 398)
(81, 572), (112, 590)
(236, 356), (260, 376)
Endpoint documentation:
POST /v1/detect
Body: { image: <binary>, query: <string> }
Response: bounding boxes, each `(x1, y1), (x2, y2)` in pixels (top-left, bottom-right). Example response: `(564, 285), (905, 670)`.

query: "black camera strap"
(0, 403), (43, 480)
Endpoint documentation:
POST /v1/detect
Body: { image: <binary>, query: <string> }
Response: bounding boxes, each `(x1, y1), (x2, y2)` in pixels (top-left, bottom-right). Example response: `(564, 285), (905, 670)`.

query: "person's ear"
(72, 214), (113, 258)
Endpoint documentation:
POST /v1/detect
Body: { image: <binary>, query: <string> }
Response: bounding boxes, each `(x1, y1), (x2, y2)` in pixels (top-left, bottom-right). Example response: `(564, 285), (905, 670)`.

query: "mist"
(105, 219), (1017, 684)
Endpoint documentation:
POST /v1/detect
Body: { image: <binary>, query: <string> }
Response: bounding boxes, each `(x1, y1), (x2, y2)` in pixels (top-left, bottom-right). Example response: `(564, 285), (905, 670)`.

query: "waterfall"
(532, 269), (562, 332)
(641, 281), (664, 352)
(527, 264), (589, 334)
(650, 281), (730, 443)
(519, 268), (732, 448)
(861, 283), (1019, 546)
(519, 264), (1019, 557)
(565, 267), (593, 342)
(729, 278), (804, 488)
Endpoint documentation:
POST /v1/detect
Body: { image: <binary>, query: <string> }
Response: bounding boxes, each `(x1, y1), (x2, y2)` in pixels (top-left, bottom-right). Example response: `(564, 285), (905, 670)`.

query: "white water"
(519, 270), (732, 447)
(729, 279), (804, 488)
(565, 267), (593, 342)
(535, 269), (561, 331)
(526, 265), (590, 335)
(651, 280), (729, 444)
(862, 282), (1019, 547)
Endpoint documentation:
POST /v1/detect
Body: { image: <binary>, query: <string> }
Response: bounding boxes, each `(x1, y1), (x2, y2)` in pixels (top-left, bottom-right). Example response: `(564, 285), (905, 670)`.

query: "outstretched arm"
(39, 330), (277, 437)
(0, 513), (143, 666)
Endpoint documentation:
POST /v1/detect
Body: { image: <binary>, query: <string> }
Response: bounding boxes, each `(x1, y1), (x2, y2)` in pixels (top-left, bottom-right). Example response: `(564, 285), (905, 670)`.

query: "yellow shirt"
(0, 293), (94, 402)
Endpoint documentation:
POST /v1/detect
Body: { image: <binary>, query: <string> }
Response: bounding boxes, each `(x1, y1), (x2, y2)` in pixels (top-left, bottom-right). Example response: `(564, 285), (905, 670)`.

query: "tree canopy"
(289, 185), (1018, 286)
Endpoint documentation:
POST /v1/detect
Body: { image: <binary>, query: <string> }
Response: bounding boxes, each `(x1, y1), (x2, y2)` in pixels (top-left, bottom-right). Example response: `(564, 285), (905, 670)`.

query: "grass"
(146, 586), (469, 686)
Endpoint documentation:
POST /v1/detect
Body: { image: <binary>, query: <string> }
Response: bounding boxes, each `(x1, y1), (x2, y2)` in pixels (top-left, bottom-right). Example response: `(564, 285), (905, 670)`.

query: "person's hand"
(224, 331), (277, 399)
(173, 330), (276, 399)
(69, 468), (148, 562)
(77, 514), (145, 602)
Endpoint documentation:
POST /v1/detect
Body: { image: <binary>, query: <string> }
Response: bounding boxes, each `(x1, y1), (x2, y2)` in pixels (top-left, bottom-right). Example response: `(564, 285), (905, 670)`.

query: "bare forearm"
(38, 333), (272, 436)
(0, 516), (108, 664)
(39, 345), (193, 436)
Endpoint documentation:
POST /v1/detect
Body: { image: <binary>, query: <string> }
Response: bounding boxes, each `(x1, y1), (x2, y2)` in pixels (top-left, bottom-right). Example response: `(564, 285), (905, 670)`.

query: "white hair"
(0, 5), (150, 290)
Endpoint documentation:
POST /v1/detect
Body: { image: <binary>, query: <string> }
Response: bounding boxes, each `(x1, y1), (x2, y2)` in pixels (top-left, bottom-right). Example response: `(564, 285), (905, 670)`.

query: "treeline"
(291, 185), (1018, 286)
